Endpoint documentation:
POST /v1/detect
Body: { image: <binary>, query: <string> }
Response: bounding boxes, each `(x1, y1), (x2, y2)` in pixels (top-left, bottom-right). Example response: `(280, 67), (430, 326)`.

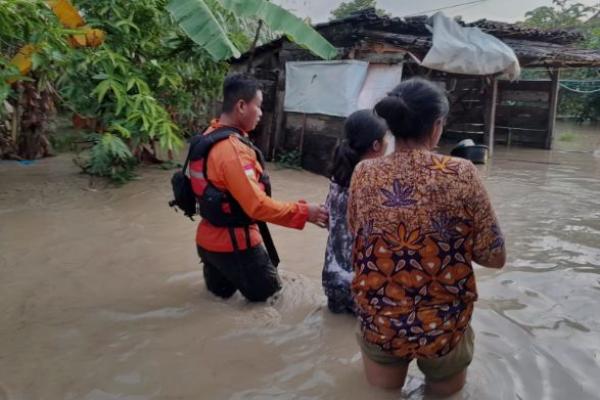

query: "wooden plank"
(283, 111), (345, 174)
(284, 112), (345, 138)
(443, 127), (547, 148)
(498, 80), (552, 92)
(304, 114), (345, 138)
(545, 69), (560, 149)
(495, 126), (547, 147)
(484, 78), (498, 156)
(279, 48), (321, 63)
(447, 107), (485, 126)
(301, 133), (338, 176)
(285, 112), (307, 129)
(454, 79), (483, 90)
(253, 68), (278, 81)
(449, 91), (486, 103)
(282, 118), (303, 151)
(252, 111), (272, 156)
(446, 122), (485, 133)
(257, 79), (276, 111)
(499, 90), (550, 104)
(353, 50), (407, 64)
(442, 130), (484, 145)
(496, 105), (549, 128)
(270, 68), (286, 160)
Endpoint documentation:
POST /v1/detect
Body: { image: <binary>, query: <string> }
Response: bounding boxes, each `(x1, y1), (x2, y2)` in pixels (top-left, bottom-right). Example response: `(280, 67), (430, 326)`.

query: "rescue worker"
(191, 74), (328, 302)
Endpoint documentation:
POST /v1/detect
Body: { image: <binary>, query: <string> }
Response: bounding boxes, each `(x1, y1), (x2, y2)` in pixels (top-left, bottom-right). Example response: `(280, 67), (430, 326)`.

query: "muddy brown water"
(1, 122), (599, 400)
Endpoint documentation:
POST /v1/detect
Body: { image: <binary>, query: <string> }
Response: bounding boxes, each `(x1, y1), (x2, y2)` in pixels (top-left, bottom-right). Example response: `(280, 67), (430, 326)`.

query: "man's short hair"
(222, 74), (260, 113)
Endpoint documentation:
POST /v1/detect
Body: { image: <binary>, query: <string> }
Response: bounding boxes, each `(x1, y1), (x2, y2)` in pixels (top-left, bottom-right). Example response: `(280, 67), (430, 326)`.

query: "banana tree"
(167, 0), (338, 62)
(0, 0), (74, 160)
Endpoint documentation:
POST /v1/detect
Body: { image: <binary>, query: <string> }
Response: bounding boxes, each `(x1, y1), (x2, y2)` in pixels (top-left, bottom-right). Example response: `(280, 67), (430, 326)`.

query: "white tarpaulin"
(422, 12), (521, 80)
(284, 60), (368, 117)
(284, 61), (404, 117)
(357, 63), (404, 110)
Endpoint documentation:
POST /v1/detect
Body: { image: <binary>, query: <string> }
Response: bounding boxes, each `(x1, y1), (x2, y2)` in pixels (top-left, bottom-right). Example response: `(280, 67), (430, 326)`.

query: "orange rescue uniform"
(195, 120), (309, 252)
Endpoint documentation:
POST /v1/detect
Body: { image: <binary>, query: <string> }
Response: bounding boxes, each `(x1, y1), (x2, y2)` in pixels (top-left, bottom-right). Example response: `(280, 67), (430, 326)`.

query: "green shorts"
(357, 325), (475, 382)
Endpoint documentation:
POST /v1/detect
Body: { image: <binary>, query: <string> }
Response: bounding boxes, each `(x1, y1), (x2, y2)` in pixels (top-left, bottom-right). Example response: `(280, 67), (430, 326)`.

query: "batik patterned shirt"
(348, 149), (504, 359)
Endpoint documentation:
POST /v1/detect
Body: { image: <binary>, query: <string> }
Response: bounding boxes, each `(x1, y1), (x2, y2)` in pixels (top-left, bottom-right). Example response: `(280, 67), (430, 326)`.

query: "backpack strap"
(200, 127), (242, 183)
(237, 134), (266, 169)
(183, 126), (241, 176)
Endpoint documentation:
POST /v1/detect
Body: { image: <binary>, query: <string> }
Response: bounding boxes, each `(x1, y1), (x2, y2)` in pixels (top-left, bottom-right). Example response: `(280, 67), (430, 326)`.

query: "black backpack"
(168, 138), (201, 220)
(169, 127), (255, 219)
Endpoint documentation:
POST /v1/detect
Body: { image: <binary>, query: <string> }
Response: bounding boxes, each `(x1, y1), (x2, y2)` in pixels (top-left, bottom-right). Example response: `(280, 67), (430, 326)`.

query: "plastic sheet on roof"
(422, 12), (521, 80)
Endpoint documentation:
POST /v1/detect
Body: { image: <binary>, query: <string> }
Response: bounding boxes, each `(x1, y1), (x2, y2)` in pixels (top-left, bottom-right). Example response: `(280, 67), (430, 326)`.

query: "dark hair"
(331, 109), (387, 188)
(374, 78), (449, 142)
(222, 74), (260, 113)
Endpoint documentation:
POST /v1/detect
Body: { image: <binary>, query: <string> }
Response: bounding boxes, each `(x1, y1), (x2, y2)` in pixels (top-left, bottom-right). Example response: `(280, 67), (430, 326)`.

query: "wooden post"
(545, 68), (560, 150)
(484, 77), (498, 156)
(299, 113), (307, 157)
(11, 102), (19, 144)
(246, 20), (264, 73)
(269, 66), (286, 161)
(11, 87), (22, 145)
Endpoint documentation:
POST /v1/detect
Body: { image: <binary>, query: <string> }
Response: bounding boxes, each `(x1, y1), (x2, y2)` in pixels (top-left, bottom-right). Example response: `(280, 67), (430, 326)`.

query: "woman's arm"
(465, 163), (506, 269)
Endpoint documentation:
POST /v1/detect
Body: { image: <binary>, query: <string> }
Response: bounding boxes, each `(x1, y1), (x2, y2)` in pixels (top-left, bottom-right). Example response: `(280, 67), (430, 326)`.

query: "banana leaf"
(167, 0), (241, 61)
(219, 0), (337, 60)
(167, 0), (337, 61)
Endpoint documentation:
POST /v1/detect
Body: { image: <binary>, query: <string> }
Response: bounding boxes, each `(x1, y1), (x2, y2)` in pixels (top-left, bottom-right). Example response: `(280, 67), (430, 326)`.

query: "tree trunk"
(17, 81), (53, 159)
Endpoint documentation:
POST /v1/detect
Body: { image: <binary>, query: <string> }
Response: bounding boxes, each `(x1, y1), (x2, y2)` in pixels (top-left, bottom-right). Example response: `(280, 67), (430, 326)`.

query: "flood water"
(1, 122), (599, 400)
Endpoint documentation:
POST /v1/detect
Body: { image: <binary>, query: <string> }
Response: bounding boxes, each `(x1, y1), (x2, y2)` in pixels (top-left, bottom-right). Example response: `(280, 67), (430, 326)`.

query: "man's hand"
(307, 203), (328, 228)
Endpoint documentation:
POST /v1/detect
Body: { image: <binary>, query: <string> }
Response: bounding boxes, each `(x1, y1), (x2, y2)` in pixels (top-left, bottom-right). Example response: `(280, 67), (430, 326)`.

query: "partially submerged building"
(231, 9), (600, 175)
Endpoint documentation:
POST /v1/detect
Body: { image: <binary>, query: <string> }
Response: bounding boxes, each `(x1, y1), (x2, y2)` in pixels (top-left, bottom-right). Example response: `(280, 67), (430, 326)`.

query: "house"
(230, 9), (600, 175)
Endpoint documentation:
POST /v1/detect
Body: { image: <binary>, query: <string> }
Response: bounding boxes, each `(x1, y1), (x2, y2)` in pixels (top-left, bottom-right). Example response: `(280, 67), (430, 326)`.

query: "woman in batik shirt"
(322, 110), (387, 314)
(348, 78), (506, 396)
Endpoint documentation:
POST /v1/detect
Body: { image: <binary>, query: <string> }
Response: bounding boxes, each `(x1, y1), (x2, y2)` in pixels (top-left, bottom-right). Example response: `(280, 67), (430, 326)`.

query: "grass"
(49, 131), (83, 152)
(275, 150), (302, 170)
(558, 132), (577, 142)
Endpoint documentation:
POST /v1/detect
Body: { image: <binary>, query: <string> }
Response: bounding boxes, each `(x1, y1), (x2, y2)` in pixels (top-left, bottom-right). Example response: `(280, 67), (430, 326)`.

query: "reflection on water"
(0, 122), (599, 399)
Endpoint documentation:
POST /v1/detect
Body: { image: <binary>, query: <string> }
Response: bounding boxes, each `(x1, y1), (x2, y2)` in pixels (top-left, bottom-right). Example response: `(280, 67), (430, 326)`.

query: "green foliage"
(0, 0), (76, 159)
(275, 149), (302, 170)
(76, 133), (137, 183)
(49, 130), (80, 152)
(521, 0), (597, 29)
(53, 0), (233, 181)
(558, 132), (577, 141)
(0, 61), (21, 106)
(59, 47), (183, 153)
(2, 0), (329, 179)
(168, 0), (338, 61)
(330, 0), (388, 20)
(0, 0), (73, 112)
(0, 0), (72, 53)
(521, 0), (600, 121)
(167, 0), (241, 61)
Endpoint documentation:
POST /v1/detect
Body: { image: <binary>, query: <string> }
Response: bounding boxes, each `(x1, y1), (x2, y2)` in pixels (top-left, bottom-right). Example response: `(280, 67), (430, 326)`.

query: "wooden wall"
(444, 78), (488, 144)
(250, 68), (278, 158)
(236, 44), (557, 174)
(443, 79), (553, 148)
(494, 80), (552, 148)
(283, 112), (345, 175)
(402, 65), (554, 148)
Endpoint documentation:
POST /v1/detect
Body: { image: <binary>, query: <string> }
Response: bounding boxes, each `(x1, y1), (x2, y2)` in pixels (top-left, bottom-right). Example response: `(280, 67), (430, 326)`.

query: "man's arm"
(219, 139), (326, 228)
